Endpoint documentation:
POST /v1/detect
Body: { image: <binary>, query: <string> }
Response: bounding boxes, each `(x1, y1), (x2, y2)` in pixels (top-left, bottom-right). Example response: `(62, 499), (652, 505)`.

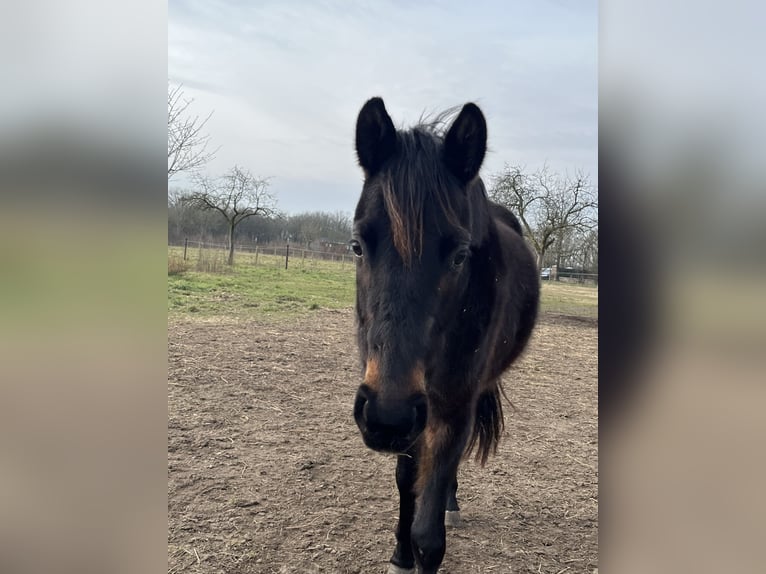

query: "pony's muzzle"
(354, 385), (427, 453)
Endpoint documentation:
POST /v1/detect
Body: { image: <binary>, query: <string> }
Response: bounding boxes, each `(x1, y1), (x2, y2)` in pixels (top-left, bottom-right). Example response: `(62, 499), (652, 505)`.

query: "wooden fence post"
(285, 243), (289, 270)
(183, 238), (188, 261)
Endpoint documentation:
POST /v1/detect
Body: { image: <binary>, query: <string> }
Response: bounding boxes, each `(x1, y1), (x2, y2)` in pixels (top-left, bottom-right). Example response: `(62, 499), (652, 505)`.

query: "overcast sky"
(169, 0), (597, 214)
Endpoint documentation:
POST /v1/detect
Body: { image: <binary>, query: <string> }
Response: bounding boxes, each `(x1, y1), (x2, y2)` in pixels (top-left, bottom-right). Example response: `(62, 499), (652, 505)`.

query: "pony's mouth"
(358, 427), (423, 455)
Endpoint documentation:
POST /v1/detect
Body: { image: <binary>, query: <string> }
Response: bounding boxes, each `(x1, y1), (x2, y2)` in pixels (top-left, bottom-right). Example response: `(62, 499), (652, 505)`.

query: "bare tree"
(187, 166), (279, 265)
(489, 165), (597, 271)
(168, 84), (217, 180)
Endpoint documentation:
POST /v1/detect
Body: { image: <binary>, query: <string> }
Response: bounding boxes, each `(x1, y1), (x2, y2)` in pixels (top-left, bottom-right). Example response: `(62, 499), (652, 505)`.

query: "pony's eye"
(350, 240), (363, 257)
(452, 248), (469, 268)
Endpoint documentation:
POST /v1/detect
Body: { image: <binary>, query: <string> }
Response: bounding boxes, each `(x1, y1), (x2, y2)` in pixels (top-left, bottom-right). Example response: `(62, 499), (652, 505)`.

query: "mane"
(380, 116), (466, 266)
(416, 106), (462, 135)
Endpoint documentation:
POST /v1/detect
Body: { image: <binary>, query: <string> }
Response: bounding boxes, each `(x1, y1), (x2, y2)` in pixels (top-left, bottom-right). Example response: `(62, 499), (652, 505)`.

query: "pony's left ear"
(443, 103), (487, 184)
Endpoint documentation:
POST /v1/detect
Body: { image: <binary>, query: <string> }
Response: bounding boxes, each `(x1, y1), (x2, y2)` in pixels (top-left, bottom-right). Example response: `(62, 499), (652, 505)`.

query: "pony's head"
(351, 97), (490, 453)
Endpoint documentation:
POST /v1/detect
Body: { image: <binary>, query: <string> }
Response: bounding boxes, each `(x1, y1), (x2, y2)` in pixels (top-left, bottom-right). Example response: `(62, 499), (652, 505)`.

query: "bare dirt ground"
(168, 310), (597, 573)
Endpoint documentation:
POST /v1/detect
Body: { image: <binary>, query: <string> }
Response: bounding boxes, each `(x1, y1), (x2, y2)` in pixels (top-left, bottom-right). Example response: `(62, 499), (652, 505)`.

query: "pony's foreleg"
(389, 452), (418, 574)
(444, 475), (461, 527)
(410, 415), (470, 574)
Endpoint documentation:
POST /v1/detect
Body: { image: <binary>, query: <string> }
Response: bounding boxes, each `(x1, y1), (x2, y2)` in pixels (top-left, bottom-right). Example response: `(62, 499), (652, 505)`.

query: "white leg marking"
(444, 510), (462, 527)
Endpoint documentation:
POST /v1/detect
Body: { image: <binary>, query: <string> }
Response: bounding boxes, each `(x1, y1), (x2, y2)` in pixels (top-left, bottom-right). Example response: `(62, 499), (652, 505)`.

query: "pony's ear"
(443, 103), (487, 184)
(356, 97), (396, 176)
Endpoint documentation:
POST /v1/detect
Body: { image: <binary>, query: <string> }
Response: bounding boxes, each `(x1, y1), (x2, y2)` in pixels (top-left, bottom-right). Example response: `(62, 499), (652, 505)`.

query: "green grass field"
(168, 246), (355, 320)
(168, 246), (597, 320)
(539, 281), (598, 318)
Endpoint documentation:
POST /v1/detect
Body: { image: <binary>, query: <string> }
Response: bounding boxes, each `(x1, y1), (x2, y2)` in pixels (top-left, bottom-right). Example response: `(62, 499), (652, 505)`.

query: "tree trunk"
(554, 229), (564, 281)
(227, 221), (235, 266)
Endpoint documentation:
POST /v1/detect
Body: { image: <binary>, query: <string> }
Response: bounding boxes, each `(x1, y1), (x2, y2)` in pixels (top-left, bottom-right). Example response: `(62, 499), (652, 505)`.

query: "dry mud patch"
(168, 310), (597, 573)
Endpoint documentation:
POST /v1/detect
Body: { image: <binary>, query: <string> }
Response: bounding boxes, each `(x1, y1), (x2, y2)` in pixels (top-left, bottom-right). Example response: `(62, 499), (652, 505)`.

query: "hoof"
(387, 564), (415, 574)
(445, 510), (461, 527)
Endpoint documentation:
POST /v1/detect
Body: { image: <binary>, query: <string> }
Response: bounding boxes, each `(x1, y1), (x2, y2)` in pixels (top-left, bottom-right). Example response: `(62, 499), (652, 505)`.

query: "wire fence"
(169, 239), (355, 271)
(168, 239), (598, 284)
(541, 273), (599, 285)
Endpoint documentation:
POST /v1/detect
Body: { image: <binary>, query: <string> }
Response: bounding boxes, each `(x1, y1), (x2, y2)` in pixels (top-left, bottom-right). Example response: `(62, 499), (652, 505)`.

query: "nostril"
(353, 388), (370, 426)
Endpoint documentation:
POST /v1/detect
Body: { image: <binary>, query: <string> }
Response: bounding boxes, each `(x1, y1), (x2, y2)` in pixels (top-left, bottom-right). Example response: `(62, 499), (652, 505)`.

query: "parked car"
(540, 267), (551, 280)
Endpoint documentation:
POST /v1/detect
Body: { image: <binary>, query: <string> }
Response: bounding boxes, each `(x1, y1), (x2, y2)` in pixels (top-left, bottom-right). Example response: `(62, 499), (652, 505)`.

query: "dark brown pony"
(351, 97), (539, 574)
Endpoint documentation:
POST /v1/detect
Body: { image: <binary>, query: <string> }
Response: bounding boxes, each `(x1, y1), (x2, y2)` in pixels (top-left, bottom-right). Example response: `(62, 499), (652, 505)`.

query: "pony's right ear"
(355, 97), (396, 176)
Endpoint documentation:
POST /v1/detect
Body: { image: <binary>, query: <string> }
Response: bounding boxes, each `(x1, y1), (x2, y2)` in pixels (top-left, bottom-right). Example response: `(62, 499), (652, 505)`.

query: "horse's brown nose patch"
(364, 358), (425, 395)
(364, 357), (381, 391)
